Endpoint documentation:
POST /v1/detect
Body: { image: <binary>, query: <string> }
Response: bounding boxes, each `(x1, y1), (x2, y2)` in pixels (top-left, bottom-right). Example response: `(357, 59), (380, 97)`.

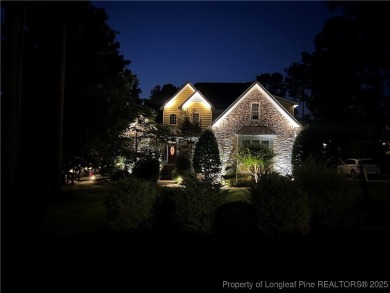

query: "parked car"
(337, 158), (381, 179)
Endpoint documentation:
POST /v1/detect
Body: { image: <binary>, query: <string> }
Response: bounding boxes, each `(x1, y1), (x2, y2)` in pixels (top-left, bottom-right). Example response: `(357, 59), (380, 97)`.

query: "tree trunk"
(56, 24), (66, 195)
(6, 4), (25, 192)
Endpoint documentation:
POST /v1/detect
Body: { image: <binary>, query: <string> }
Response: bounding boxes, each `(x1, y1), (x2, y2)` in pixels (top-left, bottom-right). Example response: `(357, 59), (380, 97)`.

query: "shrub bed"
(105, 177), (159, 232)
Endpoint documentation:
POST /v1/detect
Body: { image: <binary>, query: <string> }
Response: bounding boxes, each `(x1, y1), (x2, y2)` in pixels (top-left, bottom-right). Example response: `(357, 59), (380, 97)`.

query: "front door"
(167, 143), (177, 164)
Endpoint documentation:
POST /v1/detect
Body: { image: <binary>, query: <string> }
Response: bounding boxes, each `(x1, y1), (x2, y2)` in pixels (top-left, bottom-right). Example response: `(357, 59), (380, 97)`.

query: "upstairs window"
(251, 103), (260, 120)
(193, 113), (200, 124)
(169, 114), (177, 125)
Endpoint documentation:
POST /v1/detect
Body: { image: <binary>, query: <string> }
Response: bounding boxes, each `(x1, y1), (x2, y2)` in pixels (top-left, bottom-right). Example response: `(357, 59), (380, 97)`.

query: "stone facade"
(212, 86), (300, 176)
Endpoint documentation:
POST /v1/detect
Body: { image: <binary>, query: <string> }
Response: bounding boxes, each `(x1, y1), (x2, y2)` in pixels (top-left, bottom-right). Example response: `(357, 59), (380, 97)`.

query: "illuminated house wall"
(160, 83), (213, 129)
(212, 83), (301, 176)
(162, 81), (301, 176)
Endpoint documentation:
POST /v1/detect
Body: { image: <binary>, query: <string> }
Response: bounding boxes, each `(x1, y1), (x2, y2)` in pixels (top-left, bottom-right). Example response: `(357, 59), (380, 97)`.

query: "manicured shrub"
(193, 129), (221, 183)
(160, 164), (174, 180)
(174, 153), (192, 175)
(110, 168), (131, 181)
(250, 173), (311, 236)
(105, 177), (159, 232)
(132, 158), (160, 182)
(175, 175), (228, 234)
(293, 157), (355, 229)
(172, 154), (193, 183)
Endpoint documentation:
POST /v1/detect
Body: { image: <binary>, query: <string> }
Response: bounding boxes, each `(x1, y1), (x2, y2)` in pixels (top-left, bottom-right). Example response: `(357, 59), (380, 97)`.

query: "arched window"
(169, 114), (177, 125)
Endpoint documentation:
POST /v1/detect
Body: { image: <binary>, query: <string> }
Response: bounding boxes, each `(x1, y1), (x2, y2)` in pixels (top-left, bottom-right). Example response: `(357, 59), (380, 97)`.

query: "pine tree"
(193, 129), (221, 182)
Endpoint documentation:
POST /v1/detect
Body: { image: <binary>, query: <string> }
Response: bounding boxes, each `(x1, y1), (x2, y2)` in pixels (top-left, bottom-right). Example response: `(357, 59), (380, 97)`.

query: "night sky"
(92, 1), (341, 98)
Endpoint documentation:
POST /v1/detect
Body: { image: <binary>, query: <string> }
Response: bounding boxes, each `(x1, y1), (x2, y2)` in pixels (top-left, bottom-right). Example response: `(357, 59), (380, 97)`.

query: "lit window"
(169, 114), (177, 125)
(241, 139), (271, 147)
(261, 141), (269, 147)
(193, 113), (200, 124)
(251, 103), (260, 120)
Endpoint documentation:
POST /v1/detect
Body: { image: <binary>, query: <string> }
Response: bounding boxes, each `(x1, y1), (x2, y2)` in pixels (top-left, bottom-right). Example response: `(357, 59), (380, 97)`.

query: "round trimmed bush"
(293, 158), (355, 229)
(132, 158), (160, 182)
(175, 175), (227, 234)
(250, 173), (311, 237)
(106, 177), (159, 232)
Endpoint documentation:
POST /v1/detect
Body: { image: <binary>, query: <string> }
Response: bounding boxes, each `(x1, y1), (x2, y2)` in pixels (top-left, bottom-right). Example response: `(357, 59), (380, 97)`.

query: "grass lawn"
(222, 187), (251, 203)
(40, 180), (110, 237)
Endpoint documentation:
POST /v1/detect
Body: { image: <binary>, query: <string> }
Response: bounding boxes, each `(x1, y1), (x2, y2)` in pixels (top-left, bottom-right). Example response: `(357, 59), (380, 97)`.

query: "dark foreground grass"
(6, 179), (389, 293)
(39, 181), (109, 237)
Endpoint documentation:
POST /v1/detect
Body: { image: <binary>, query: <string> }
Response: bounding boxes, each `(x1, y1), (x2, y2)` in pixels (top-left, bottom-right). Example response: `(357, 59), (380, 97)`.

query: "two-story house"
(160, 81), (301, 175)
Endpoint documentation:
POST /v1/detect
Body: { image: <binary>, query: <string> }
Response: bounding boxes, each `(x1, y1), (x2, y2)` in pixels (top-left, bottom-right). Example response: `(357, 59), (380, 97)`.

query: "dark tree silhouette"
(285, 52), (312, 120)
(2, 1), (142, 198)
(308, 2), (390, 128)
(255, 72), (287, 97)
(144, 83), (179, 122)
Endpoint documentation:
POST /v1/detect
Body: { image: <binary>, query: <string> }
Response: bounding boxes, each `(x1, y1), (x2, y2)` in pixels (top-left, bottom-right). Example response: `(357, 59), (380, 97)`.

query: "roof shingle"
(236, 126), (276, 135)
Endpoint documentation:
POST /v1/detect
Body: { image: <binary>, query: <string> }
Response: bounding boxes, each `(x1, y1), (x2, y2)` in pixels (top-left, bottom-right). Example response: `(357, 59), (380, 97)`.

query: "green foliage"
(160, 164), (175, 180)
(172, 153), (192, 183)
(61, 3), (142, 169)
(132, 158), (160, 182)
(153, 123), (176, 144)
(193, 129), (221, 182)
(293, 157), (355, 228)
(180, 115), (202, 137)
(292, 124), (343, 169)
(175, 175), (228, 234)
(106, 177), (159, 232)
(110, 169), (131, 181)
(236, 144), (276, 183)
(224, 173), (253, 187)
(174, 153), (192, 175)
(2, 2), (144, 191)
(292, 126), (318, 169)
(250, 173), (311, 236)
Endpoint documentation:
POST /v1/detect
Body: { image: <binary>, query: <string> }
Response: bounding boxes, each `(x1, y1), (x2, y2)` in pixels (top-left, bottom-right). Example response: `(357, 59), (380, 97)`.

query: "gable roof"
(160, 82), (196, 110)
(212, 81), (301, 128)
(160, 81), (300, 128)
(274, 95), (299, 107)
(193, 82), (253, 110)
(178, 90), (215, 110)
